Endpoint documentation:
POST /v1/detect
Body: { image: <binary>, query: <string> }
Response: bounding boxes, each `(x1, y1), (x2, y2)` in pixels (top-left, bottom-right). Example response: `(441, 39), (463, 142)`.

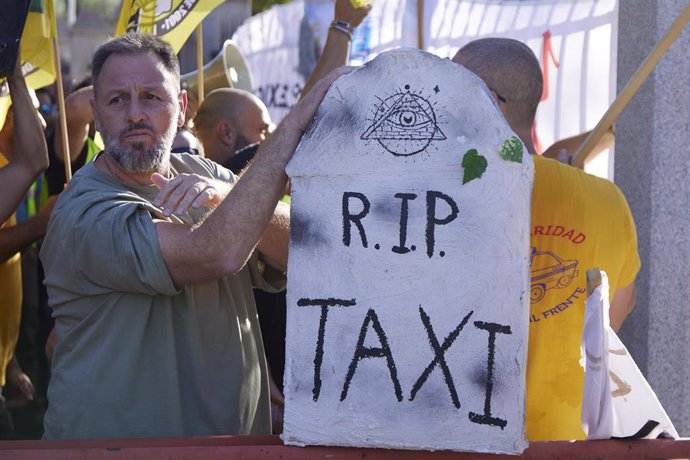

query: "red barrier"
(1, 435), (690, 460)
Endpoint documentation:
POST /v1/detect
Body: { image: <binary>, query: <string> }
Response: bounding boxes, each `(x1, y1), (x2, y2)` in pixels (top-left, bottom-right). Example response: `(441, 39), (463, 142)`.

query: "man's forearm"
(8, 73), (49, 174)
(301, 0), (371, 98)
(157, 123), (299, 285)
(1, 75), (48, 223)
(0, 166), (39, 224)
(55, 86), (94, 163)
(257, 201), (290, 272)
(0, 213), (50, 263)
(157, 68), (350, 286)
(302, 30), (351, 98)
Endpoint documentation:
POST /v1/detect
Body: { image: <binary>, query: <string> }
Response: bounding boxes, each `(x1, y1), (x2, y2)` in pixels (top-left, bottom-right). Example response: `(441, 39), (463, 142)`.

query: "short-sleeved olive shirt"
(41, 153), (284, 439)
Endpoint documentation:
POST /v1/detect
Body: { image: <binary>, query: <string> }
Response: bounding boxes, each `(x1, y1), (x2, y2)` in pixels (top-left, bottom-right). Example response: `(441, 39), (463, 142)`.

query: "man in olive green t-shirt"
(40, 32), (346, 439)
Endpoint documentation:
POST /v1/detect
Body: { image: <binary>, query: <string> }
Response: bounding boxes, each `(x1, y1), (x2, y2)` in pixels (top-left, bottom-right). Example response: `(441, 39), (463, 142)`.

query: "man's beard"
(104, 121), (177, 173)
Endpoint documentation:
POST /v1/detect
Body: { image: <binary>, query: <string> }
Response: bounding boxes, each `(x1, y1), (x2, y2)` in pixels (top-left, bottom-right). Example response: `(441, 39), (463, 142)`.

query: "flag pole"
(196, 23), (204, 105)
(416, 0), (424, 50)
(571, 2), (690, 169)
(51, 24), (71, 181)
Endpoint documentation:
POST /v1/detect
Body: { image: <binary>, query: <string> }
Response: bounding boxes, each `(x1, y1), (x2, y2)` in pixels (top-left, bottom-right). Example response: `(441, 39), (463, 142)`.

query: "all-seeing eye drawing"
(361, 84), (446, 156)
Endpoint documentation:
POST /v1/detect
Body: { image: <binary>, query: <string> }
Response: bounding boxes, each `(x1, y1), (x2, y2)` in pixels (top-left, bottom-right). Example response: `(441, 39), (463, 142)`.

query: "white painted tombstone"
(283, 48), (533, 454)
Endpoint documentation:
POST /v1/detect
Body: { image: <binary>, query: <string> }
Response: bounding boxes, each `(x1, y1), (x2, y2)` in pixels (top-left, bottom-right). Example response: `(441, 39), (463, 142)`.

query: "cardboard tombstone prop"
(283, 48), (533, 454)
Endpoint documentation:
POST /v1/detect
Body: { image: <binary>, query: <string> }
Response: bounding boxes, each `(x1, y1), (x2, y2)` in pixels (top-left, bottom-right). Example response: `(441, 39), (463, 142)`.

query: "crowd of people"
(0, 0), (638, 443)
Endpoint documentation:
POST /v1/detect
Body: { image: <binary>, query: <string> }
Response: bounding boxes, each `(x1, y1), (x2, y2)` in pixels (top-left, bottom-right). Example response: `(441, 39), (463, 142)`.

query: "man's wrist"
(330, 20), (354, 40)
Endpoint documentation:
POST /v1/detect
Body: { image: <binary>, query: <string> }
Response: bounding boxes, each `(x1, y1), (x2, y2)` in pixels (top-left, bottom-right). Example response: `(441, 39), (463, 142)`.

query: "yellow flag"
(116, 0), (224, 53)
(0, 0), (56, 127)
(20, 0), (57, 91)
(0, 96), (9, 129)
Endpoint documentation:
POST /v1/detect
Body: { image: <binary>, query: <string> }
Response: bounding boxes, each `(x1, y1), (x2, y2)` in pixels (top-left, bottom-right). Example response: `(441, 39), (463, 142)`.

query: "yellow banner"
(20, 0), (57, 91)
(116, 0), (224, 53)
(0, 0), (56, 127)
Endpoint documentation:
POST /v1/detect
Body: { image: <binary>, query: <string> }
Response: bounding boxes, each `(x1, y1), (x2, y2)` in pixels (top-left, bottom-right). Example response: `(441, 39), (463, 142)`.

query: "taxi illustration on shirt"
(529, 247), (580, 304)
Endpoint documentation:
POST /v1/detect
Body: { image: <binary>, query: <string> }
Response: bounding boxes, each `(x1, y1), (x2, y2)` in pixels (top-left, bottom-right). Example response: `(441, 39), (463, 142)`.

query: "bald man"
(194, 88), (273, 166)
(452, 38), (640, 441)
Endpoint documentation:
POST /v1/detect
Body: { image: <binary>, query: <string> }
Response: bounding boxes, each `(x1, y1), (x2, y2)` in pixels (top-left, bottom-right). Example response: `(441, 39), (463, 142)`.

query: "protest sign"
(283, 48), (533, 454)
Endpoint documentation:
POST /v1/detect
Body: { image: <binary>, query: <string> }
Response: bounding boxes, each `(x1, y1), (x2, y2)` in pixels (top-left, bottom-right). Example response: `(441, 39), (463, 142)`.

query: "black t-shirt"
(44, 127), (91, 195)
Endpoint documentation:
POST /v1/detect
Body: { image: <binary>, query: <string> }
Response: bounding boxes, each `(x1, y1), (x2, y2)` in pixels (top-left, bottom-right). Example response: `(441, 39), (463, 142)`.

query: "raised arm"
(0, 60), (49, 223)
(156, 67), (350, 286)
(255, 200), (290, 271)
(542, 127), (615, 166)
(0, 194), (57, 263)
(54, 85), (94, 163)
(300, 0), (371, 98)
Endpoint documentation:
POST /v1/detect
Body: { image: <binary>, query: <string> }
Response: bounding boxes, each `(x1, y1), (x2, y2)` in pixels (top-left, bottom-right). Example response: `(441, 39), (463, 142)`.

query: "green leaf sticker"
(499, 136), (523, 163)
(461, 149), (488, 185)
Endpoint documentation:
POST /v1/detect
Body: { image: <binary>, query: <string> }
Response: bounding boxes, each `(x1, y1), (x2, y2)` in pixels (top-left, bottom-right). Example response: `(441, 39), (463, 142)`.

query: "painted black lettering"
(297, 297), (357, 401)
(425, 191), (459, 258)
(409, 308), (474, 408)
(266, 83), (279, 107)
(468, 321), (512, 429)
(342, 192), (370, 248)
(341, 309), (402, 402)
(275, 84), (290, 108)
(292, 83), (302, 100)
(392, 193), (417, 254)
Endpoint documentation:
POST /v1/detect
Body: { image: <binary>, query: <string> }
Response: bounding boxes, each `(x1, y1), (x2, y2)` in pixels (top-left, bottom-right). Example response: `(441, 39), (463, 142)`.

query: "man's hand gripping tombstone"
(156, 67), (351, 286)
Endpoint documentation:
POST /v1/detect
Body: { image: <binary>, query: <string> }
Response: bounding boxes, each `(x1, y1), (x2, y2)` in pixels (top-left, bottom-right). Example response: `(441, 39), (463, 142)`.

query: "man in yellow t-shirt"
(453, 38), (640, 441)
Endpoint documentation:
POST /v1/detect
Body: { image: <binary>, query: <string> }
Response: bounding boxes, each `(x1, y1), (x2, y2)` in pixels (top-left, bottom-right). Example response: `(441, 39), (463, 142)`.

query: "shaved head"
(452, 38), (542, 148)
(194, 88), (272, 164)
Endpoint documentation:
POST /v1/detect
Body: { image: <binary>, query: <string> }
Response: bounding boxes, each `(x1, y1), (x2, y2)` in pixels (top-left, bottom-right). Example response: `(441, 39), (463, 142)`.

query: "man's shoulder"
(533, 155), (625, 202)
(51, 164), (157, 232)
(41, 165), (148, 262)
(170, 151), (211, 170)
(62, 162), (136, 201)
(171, 152), (234, 182)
